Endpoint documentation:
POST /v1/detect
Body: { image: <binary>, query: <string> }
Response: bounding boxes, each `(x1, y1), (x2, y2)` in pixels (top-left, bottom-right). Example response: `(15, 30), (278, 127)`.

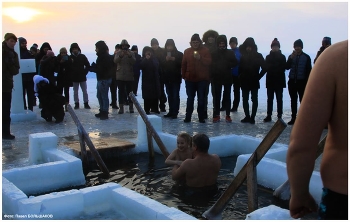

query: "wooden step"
(64, 137), (135, 160)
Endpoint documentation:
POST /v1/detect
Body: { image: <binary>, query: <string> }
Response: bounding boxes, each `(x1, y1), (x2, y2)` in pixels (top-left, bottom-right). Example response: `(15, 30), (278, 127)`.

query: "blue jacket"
(286, 52), (312, 81)
(231, 47), (241, 76)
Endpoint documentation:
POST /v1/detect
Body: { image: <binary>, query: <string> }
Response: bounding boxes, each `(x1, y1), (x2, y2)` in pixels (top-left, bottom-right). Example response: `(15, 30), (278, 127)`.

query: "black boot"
(74, 103), (79, 109)
(288, 118), (296, 125)
(84, 102), (91, 109)
(241, 116), (251, 123)
(100, 111), (108, 120)
(129, 102), (134, 113)
(263, 115), (272, 122)
(95, 109), (101, 118)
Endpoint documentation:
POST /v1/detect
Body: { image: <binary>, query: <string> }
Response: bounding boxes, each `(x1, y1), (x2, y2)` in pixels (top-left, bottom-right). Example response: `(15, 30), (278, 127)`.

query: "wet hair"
(192, 133), (210, 153)
(177, 132), (192, 148)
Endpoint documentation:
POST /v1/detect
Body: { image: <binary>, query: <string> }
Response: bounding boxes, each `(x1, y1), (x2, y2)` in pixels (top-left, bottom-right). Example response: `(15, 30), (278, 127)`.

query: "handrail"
(129, 92), (170, 158)
(67, 104), (110, 177)
(202, 118), (287, 219)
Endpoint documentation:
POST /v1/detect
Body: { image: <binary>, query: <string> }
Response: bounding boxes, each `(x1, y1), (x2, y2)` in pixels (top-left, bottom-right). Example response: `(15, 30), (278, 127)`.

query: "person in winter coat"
(2, 33), (20, 140)
(94, 40), (114, 120)
(260, 38), (287, 122)
(18, 37), (36, 111)
(211, 35), (237, 123)
(151, 38), (167, 113)
(285, 39), (312, 125)
(40, 50), (57, 86)
(182, 33), (212, 123)
(35, 42), (52, 72)
(239, 37), (266, 124)
(109, 44), (121, 109)
(34, 75), (65, 123)
(69, 42), (91, 109)
(202, 29), (219, 118)
(131, 45), (141, 96)
(162, 39), (183, 119)
(56, 47), (73, 112)
(140, 46), (161, 114)
(314, 36), (331, 64)
(226, 37), (241, 112)
(114, 39), (136, 114)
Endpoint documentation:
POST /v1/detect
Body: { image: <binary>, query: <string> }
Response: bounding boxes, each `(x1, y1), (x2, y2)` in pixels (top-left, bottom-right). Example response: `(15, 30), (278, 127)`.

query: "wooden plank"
(202, 118), (287, 220)
(247, 153), (258, 213)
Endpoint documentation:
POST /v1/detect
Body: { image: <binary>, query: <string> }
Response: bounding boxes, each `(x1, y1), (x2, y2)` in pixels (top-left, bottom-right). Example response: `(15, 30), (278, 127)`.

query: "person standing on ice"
(182, 33), (212, 123)
(109, 44), (120, 110)
(260, 38), (286, 122)
(285, 39), (312, 125)
(131, 45), (142, 97)
(238, 37), (265, 124)
(2, 33), (20, 140)
(94, 40), (114, 120)
(210, 34), (237, 123)
(69, 42), (91, 110)
(287, 40), (347, 220)
(114, 39), (136, 114)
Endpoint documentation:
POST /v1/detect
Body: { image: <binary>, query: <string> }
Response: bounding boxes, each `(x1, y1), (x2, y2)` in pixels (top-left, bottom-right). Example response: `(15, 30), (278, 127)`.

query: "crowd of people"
(2, 31), (347, 219)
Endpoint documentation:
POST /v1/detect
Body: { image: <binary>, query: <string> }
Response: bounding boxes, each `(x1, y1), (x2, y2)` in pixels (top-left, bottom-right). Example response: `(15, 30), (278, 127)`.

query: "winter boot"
(74, 103), (79, 109)
(129, 102), (134, 113)
(95, 109), (101, 118)
(263, 115), (272, 122)
(84, 102), (91, 109)
(100, 111), (108, 120)
(118, 104), (124, 114)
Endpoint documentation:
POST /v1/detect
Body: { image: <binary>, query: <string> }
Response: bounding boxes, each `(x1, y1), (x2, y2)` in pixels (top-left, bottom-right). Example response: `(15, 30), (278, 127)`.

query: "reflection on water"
(85, 152), (313, 220)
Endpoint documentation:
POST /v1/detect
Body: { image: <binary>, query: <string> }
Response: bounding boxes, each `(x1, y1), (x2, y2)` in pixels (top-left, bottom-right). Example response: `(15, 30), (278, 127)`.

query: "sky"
(2, 1), (348, 62)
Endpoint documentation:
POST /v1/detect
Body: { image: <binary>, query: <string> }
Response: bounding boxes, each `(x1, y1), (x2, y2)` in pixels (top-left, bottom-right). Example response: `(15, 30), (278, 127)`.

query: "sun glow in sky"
(2, 6), (42, 23)
(2, 1), (348, 62)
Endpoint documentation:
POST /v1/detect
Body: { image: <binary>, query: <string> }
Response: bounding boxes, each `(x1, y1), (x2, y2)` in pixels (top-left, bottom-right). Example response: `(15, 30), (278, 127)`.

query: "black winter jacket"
(56, 55), (73, 88)
(162, 49), (183, 84)
(262, 50), (286, 89)
(140, 56), (161, 100)
(96, 52), (114, 81)
(70, 53), (90, 82)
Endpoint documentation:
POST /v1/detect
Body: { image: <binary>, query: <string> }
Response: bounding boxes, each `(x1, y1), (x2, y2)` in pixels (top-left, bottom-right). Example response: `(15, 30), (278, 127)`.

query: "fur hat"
(131, 45), (138, 51)
(271, 38), (280, 48)
(191, 33), (202, 42)
(120, 39), (130, 48)
(294, 39), (303, 49)
(70, 43), (81, 53)
(4, 33), (17, 41)
(46, 50), (55, 57)
(151, 38), (159, 46)
(229, 37), (238, 45)
(202, 29), (219, 43)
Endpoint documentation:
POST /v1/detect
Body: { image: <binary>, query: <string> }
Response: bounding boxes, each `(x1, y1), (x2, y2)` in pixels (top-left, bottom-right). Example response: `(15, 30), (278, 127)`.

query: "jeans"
(267, 88), (283, 117)
(165, 82), (181, 115)
(242, 88), (258, 119)
(213, 83), (232, 116)
(96, 78), (112, 112)
(185, 80), (208, 120)
(288, 79), (307, 118)
(73, 81), (89, 103)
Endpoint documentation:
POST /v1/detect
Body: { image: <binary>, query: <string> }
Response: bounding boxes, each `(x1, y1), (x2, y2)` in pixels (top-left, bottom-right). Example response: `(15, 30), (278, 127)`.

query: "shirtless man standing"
(286, 40), (348, 219)
(172, 133), (221, 195)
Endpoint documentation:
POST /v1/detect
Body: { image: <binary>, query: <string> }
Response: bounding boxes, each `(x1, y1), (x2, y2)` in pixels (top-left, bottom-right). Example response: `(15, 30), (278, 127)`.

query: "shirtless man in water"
(287, 40), (348, 219)
(172, 133), (221, 190)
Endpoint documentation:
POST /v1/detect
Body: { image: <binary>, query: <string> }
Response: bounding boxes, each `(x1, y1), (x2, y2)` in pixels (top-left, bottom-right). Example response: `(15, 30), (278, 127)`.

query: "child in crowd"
(165, 132), (193, 166)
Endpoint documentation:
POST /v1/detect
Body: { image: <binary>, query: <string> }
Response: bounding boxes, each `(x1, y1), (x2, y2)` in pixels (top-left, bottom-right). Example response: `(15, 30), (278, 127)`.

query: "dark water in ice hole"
(76, 152), (316, 220)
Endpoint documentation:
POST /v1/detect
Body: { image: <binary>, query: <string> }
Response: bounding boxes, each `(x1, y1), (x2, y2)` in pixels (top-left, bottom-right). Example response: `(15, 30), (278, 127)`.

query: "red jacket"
(181, 45), (211, 82)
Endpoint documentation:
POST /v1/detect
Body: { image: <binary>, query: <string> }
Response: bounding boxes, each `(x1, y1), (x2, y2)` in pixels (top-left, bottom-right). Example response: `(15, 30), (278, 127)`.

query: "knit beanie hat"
(151, 38), (159, 46)
(191, 33), (202, 42)
(4, 33), (17, 41)
(131, 45), (138, 51)
(46, 50), (55, 57)
(229, 37), (238, 45)
(293, 39), (303, 48)
(323, 36), (331, 45)
(271, 38), (280, 48)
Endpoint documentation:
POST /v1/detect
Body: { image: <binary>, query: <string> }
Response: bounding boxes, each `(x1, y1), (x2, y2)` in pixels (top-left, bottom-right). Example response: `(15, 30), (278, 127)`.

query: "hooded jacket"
(162, 39), (183, 84)
(202, 30), (219, 54)
(69, 43), (90, 82)
(182, 42), (212, 82)
(238, 37), (266, 90)
(114, 39), (136, 81)
(211, 35), (238, 85)
(95, 41), (114, 81)
(35, 42), (52, 71)
(2, 41), (20, 92)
